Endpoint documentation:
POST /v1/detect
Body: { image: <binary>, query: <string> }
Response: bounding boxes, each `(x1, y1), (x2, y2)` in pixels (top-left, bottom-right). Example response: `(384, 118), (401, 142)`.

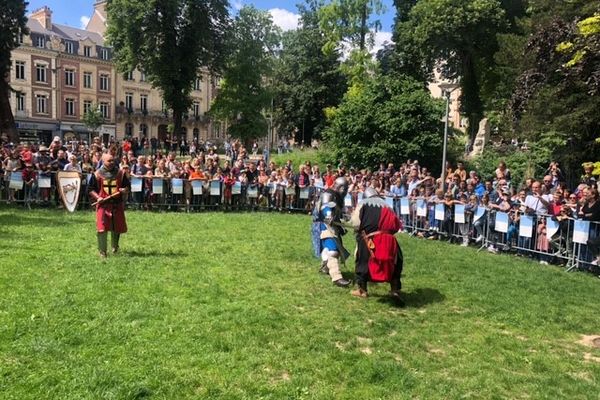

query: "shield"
(57, 171), (81, 212)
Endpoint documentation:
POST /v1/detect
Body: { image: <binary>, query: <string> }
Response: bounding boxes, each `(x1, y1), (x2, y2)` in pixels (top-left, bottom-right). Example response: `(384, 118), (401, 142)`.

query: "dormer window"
(35, 35), (46, 48)
(65, 41), (74, 54)
(83, 46), (92, 57)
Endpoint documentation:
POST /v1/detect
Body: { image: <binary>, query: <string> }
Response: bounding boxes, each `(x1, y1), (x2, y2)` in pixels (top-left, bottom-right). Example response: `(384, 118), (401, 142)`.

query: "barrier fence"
(2, 171), (599, 275)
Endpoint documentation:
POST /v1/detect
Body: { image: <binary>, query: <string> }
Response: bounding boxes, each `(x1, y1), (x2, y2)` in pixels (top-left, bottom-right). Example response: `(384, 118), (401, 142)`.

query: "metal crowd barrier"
(3, 174), (599, 274)
(384, 195), (600, 274)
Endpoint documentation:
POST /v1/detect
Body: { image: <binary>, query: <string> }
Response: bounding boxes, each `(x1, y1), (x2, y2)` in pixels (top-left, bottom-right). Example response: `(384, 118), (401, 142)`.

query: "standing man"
(313, 177), (352, 288)
(88, 153), (130, 258)
(350, 187), (404, 305)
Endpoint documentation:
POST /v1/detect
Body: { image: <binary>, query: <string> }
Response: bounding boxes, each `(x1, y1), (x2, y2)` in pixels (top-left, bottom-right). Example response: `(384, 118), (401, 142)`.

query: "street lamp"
(439, 82), (459, 191)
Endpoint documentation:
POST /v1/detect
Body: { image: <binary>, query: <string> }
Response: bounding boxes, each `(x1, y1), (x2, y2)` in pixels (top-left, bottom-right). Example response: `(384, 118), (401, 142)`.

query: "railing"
(2, 173), (599, 275)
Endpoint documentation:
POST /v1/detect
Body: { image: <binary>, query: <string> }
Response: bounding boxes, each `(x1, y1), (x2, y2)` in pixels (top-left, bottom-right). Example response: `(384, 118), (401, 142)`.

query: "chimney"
(94, 1), (108, 19)
(30, 6), (52, 30)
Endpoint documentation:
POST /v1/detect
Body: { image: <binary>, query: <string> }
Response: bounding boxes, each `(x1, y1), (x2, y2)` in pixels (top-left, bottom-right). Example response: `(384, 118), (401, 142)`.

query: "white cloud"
(269, 8), (300, 31)
(371, 31), (393, 55)
(80, 16), (90, 29)
(233, 1), (243, 11)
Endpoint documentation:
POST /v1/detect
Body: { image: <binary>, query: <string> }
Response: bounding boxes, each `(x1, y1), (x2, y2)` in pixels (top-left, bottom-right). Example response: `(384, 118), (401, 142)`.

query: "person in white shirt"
(524, 180), (552, 215)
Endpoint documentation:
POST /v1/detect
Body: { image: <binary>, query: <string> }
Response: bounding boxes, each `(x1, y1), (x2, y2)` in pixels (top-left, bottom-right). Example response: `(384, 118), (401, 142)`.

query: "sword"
(91, 189), (124, 206)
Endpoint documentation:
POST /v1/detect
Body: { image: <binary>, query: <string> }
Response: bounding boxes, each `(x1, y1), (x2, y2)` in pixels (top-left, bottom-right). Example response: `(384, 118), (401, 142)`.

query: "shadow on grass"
(0, 209), (89, 228)
(376, 287), (445, 309)
(118, 249), (186, 258)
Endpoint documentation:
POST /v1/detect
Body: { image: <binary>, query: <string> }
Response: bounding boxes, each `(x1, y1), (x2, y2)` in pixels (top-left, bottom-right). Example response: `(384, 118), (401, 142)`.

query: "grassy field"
(1, 208), (600, 399)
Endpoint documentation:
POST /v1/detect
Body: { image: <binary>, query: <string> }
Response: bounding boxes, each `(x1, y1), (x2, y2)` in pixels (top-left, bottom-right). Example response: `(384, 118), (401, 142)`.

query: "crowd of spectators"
(2, 135), (600, 270)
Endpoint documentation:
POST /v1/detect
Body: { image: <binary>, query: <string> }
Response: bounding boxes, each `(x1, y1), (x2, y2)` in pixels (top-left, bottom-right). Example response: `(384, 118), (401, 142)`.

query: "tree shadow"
(118, 249), (186, 258)
(376, 287), (445, 309)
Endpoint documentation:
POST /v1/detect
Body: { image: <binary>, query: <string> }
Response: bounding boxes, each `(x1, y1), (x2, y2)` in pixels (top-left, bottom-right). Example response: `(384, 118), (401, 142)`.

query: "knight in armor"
(312, 177), (352, 288)
(88, 153), (130, 258)
(349, 187), (404, 306)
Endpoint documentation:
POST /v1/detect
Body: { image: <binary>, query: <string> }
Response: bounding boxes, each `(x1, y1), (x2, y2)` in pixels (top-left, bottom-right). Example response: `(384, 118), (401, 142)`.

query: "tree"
(273, 0), (346, 145)
(82, 105), (105, 139)
(210, 6), (280, 142)
(0, 0), (29, 143)
(395, 0), (508, 140)
(322, 74), (444, 169)
(106, 0), (229, 141)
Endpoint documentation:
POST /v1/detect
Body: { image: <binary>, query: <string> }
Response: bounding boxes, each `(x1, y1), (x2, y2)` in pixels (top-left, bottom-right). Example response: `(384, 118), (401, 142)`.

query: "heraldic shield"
(57, 171), (81, 212)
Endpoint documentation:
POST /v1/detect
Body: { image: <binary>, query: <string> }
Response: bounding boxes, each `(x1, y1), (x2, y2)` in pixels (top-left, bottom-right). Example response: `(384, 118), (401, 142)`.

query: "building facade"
(8, 2), (222, 145)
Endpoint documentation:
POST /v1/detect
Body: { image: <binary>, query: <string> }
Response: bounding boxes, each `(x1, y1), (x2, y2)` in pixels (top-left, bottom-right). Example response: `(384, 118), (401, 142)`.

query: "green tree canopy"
(0, 0), (29, 142)
(210, 5), (280, 142)
(106, 0), (230, 139)
(273, 0), (346, 145)
(321, 74), (444, 169)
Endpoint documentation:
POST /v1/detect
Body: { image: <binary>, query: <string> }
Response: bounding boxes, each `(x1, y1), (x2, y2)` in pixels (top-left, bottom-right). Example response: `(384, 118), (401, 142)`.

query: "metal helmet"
(333, 176), (349, 197)
(364, 187), (380, 199)
(320, 191), (335, 206)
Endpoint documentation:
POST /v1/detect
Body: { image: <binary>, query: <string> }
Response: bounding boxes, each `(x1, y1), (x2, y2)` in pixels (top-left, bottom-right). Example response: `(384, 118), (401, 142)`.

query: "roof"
(27, 19), (105, 46)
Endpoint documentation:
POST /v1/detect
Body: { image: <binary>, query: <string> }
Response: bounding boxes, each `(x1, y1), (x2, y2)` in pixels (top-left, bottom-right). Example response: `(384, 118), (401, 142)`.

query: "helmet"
(364, 187), (380, 199)
(333, 176), (349, 197)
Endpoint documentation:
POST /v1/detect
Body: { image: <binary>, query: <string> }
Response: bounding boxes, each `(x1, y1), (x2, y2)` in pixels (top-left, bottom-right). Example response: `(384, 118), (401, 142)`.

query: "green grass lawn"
(1, 208), (600, 399)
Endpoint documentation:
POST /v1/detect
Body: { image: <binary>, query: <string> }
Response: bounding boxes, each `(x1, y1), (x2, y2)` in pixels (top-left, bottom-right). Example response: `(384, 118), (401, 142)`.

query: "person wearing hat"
(88, 153), (130, 258)
(349, 187), (404, 305)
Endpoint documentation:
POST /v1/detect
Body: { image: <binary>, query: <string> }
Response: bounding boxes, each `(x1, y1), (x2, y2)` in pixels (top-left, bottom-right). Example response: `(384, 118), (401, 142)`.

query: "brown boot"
(351, 288), (368, 298)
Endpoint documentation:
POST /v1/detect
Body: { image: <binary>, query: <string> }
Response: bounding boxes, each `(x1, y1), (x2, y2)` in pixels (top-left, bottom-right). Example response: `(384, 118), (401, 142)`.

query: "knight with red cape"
(349, 187), (404, 305)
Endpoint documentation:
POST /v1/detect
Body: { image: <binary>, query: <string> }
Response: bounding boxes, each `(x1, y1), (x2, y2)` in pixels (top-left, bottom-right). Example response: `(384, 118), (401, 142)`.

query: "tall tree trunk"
(359, 3), (367, 51)
(173, 108), (183, 147)
(460, 52), (483, 142)
(0, 78), (19, 143)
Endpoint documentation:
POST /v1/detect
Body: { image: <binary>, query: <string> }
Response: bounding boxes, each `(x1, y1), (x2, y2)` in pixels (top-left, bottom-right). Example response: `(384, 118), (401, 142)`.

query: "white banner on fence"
(546, 217), (560, 238)
(400, 198), (410, 215)
(573, 220), (590, 244)
(495, 212), (509, 233)
(344, 194), (352, 207)
(434, 203), (445, 221)
(385, 196), (394, 209)
(416, 199), (426, 217)
(248, 185), (258, 198)
(232, 181), (242, 195)
(191, 180), (203, 195)
(454, 204), (465, 224)
(9, 173), (23, 190)
(300, 187), (310, 200)
(131, 177), (143, 193)
(152, 178), (163, 194)
(210, 181), (221, 196)
(172, 178), (183, 194)
(519, 215), (533, 238)
(473, 207), (485, 222)
(37, 176), (51, 189)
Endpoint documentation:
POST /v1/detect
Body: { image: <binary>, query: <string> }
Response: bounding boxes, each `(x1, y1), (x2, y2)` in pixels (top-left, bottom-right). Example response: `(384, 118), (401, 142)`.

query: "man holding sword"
(88, 153), (130, 258)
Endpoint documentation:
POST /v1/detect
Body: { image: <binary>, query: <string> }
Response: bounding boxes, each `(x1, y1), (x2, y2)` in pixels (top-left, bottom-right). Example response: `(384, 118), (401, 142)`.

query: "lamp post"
(439, 82), (459, 192)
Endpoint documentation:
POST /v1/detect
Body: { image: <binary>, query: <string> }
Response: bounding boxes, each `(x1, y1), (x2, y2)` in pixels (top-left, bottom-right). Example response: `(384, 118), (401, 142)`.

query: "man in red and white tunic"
(350, 187), (404, 305)
(88, 153), (129, 258)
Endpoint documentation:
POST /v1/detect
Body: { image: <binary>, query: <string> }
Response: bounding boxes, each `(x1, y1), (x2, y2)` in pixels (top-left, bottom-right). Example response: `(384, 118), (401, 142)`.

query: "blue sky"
(27, 0), (396, 51)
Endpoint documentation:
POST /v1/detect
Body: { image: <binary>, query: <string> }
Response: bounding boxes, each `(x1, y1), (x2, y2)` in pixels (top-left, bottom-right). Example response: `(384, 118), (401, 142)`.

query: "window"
(124, 71), (133, 81)
(64, 69), (75, 86)
(15, 61), (25, 80)
(140, 124), (148, 136)
(193, 101), (200, 117)
(125, 92), (133, 110)
(16, 92), (25, 111)
(65, 41), (74, 54)
(99, 74), (109, 91)
(83, 100), (92, 115)
(36, 94), (48, 114)
(17, 32), (24, 44)
(100, 48), (109, 60)
(99, 102), (109, 119)
(35, 35), (46, 48)
(125, 123), (133, 136)
(140, 94), (148, 112)
(83, 72), (92, 89)
(194, 78), (201, 91)
(83, 46), (92, 57)
(140, 71), (146, 82)
(36, 64), (47, 82)
(65, 98), (75, 116)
